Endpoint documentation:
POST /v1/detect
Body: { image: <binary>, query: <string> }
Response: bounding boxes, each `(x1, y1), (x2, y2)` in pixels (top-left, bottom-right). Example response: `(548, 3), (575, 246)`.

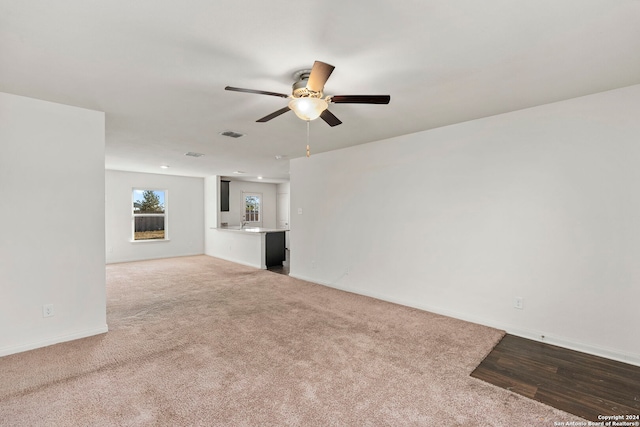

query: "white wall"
(205, 178), (278, 267)
(277, 182), (291, 195)
(0, 92), (107, 356)
(219, 180), (277, 228)
(277, 182), (291, 248)
(105, 170), (204, 264)
(290, 84), (640, 366)
(204, 176), (219, 230)
(205, 229), (265, 269)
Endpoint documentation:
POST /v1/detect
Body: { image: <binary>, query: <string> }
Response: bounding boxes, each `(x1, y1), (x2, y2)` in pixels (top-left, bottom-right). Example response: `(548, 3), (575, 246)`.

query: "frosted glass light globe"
(288, 97), (328, 121)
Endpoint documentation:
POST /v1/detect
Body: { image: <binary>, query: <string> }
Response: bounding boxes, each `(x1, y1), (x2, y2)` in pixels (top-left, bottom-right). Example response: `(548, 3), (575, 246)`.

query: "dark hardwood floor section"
(266, 264), (289, 275)
(471, 334), (640, 422)
(267, 249), (290, 275)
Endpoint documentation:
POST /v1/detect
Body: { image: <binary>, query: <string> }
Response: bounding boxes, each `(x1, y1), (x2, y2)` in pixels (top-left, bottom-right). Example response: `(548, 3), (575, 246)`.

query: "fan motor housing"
(292, 70), (322, 98)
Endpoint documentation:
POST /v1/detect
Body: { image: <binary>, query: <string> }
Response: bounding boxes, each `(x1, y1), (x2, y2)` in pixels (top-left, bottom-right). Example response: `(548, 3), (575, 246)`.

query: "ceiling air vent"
(220, 130), (245, 139)
(185, 152), (205, 157)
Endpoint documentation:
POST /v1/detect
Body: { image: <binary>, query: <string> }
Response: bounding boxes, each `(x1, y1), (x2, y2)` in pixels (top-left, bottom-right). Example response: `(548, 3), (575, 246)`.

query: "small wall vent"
(220, 131), (245, 139)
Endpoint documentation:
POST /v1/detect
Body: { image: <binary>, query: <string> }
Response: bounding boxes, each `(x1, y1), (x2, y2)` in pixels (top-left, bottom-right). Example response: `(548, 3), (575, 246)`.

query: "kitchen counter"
(218, 226), (288, 233)
(209, 226), (288, 269)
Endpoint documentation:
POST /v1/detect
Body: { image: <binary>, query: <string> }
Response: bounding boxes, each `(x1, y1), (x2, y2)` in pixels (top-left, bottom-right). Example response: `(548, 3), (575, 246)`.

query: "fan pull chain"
(306, 120), (311, 158)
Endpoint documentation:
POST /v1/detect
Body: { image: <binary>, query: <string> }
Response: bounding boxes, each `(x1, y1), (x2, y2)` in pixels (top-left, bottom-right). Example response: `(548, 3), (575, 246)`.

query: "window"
(132, 189), (167, 241)
(243, 192), (262, 226)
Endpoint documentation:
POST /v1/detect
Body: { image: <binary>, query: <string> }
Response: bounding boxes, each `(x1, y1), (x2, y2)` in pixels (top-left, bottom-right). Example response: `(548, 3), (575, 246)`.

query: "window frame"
(242, 192), (263, 227)
(131, 188), (169, 242)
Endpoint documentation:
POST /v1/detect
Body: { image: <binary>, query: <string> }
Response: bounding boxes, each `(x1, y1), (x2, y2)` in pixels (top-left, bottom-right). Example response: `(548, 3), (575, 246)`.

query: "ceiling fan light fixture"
(288, 97), (328, 121)
(226, 60), (389, 126)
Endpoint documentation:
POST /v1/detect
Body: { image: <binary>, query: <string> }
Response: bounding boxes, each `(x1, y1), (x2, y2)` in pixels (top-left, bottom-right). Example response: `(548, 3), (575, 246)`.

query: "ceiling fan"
(225, 60), (390, 127)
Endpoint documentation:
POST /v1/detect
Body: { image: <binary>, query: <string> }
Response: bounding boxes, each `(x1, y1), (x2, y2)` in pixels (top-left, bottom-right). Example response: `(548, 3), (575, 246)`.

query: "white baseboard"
(0, 325), (109, 358)
(289, 273), (640, 368)
(106, 252), (205, 265)
(206, 254), (262, 270)
(502, 327), (640, 367)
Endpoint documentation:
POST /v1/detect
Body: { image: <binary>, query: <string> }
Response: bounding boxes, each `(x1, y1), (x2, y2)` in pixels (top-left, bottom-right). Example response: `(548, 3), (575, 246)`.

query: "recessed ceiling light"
(185, 152), (204, 157)
(275, 155), (288, 160)
(257, 176), (263, 180)
(160, 165), (170, 169)
(233, 171), (245, 174)
(220, 131), (245, 139)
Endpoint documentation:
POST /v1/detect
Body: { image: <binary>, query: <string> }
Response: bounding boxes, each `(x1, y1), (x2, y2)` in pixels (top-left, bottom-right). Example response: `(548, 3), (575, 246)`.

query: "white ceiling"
(2, 1), (640, 182)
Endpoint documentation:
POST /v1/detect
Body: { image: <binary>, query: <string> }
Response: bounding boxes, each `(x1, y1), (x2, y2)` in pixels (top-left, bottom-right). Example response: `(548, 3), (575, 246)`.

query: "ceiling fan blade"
(306, 61), (335, 93)
(329, 95), (390, 104)
(225, 86), (289, 98)
(256, 106), (291, 122)
(320, 109), (342, 127)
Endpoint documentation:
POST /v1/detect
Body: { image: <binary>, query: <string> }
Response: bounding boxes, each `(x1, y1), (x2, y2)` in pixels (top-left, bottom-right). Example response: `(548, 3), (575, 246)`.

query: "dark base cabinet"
(265, 231), (286, 267)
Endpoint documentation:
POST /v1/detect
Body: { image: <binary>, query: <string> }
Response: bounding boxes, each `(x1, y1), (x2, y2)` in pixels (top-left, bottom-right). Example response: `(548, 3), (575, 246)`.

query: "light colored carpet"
(0, 255), (585, 426)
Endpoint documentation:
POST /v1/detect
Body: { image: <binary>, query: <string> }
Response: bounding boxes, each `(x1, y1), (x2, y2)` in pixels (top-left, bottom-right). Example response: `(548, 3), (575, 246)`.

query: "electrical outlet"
(514, 297), (524, 310)
(42, 304), (54, 318)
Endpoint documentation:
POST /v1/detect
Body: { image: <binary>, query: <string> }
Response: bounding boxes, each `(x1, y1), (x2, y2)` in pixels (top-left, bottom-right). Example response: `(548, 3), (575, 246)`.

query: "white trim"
(0, 325), (109, 357)
(242, 191), (263, 227)
(132, 188), (168, 241)
(289, 273), (640, 368)
(106, 252), (204, 265)
(207, 254), (262, 270)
